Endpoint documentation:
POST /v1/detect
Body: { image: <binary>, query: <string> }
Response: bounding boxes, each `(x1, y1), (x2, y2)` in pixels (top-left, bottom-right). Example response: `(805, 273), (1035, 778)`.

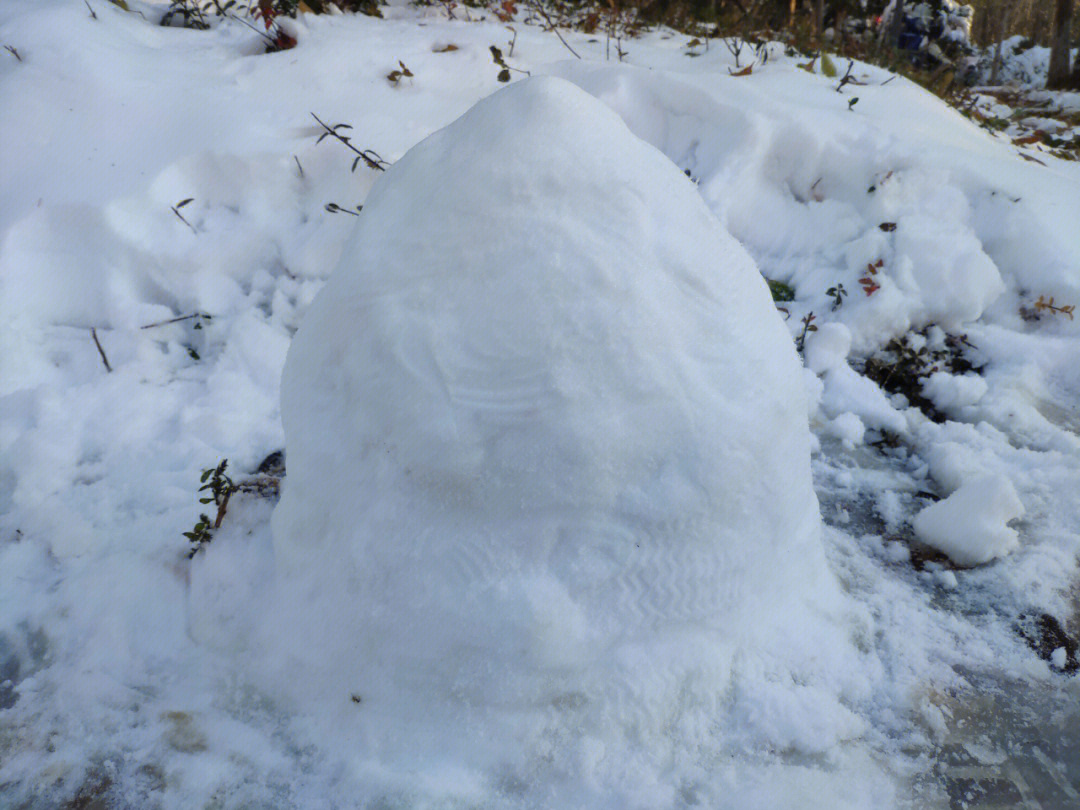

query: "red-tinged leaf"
(729, 65), (753, 77)
(1013, 132), (1043, 146)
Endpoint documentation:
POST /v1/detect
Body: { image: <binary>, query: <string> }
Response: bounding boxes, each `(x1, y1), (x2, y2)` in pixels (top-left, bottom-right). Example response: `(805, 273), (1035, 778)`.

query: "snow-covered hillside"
(2, 2), (1080, 808)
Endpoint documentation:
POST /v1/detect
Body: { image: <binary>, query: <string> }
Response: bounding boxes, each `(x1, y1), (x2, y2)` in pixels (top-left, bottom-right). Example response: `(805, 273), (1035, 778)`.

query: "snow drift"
(269, 76), (862, 801)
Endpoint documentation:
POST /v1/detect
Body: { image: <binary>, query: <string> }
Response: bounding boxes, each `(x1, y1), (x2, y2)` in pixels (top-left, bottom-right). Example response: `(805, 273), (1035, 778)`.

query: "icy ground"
(2, 1), (1080, 808)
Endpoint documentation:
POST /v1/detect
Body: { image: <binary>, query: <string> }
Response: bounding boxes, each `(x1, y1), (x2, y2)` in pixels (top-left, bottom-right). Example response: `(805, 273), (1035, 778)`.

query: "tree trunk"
(1047, 0), (1075, 89)
(886, 0), (904, 50)
(989, 2), (1014, 86)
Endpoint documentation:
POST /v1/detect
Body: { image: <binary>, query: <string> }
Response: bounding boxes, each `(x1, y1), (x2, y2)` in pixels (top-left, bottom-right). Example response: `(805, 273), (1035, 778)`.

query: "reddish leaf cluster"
(859, 258), (883, 296)
(255, 0), (277, 30)
(495, 1), (517, 22)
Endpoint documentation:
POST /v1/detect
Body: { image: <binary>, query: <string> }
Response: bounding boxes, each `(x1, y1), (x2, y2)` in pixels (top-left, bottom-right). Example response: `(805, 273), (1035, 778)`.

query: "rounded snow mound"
(271, 77), (852, 797)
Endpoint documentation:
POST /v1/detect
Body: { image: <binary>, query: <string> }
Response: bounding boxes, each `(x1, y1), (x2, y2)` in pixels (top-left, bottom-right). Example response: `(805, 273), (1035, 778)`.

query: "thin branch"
(526, 0), (580, 59)
(3, 45), (21, 62)
(228, 12), (278, 47)
(294, 154), (304, 178)
(324, 202), (361, 215)
(91, 328), (112, 373)
(85, 1), (97, 20)
(140, 312), (210, 329)
(310, 113), (388, 171)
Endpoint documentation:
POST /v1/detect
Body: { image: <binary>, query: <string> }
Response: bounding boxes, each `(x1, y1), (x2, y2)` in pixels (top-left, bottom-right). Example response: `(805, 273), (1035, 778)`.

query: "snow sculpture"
(272, 77), (843, 784)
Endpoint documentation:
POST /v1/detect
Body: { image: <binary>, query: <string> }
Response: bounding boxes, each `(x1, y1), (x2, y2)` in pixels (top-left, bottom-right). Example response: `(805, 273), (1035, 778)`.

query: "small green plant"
(184, 460), (237, 558)
(862, 327), (979, 423)
(311, 114), (389, 172)
(183, 514), (215, 558)
(795, 311), (817, 354)
(767, 278), (795, 302)
(200, 459), (236, 514)
(183, 454), (283, 557)
(826, 283), (847, 310)
(161, 1), (211, 29)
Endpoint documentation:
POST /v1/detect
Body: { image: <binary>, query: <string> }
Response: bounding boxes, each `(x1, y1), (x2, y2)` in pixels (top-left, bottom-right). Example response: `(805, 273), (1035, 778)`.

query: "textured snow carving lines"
(446, 365), (555, 423)
(442, 531), (501, 594)
(555, 520), (726, 636)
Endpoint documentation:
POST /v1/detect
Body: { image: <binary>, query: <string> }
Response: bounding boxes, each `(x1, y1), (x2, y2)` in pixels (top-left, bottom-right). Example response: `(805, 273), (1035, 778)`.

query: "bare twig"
(228, 12), (278, 47)
(722, 36), (744, 68)
(526, 0), (580, 59)
(85, 1), (97, 19)
(4, 45), (21, 62)
(294, 154), (304, 178)
(325, 202), (361, 215)
(90, 328), (112, 372)
(311, 113), (389, 172)
(140, 312), (211, 329)
(836, 59), (861, 92)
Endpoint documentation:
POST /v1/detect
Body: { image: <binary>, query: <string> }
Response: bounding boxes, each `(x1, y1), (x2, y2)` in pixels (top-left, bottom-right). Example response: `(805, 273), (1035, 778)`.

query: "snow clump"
(912, 473), (1025, 566)
(269, 77), (864, 801)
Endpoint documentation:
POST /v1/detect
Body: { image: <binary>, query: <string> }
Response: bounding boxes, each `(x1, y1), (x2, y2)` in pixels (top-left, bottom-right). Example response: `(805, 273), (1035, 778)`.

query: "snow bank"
(269, 76), (859, 801)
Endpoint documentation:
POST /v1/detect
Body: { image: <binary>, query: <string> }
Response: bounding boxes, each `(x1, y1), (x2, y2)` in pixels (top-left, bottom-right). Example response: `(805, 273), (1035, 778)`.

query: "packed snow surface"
(2, 1), (1080, 808)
